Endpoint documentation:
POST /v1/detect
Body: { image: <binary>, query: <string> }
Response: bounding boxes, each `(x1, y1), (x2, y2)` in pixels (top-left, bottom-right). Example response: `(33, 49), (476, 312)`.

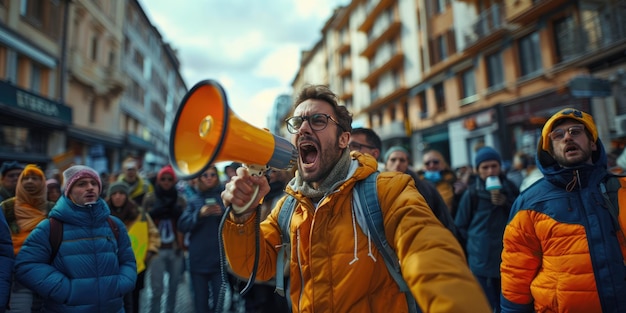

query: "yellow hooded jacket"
(222, 152), (490, 312)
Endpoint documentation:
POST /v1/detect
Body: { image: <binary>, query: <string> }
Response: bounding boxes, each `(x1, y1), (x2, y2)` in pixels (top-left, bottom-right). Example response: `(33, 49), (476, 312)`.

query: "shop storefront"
(0, 80), (72, 171)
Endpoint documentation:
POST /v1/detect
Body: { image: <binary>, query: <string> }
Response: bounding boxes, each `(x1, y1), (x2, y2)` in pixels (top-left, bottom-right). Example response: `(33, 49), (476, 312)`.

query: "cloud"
(139, 0), (347, 128)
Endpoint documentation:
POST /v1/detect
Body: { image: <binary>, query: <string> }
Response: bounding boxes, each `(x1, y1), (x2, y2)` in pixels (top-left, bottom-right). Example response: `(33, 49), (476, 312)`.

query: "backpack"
(48, 216), (120, 264)
(275, 172), (420, 313)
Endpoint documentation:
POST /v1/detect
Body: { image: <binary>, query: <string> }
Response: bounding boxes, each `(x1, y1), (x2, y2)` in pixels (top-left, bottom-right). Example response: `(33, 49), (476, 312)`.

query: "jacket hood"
(536, 108), (607, 188)
(49, 196), (111, 226)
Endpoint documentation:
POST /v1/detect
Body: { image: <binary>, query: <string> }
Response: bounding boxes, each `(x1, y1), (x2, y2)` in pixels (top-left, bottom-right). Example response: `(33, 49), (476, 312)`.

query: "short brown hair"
(294, 85), (352, 135)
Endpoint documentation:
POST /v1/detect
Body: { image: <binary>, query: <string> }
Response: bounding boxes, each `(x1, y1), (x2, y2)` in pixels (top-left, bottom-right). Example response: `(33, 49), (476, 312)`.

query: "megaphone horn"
(169, 80), (298, 180)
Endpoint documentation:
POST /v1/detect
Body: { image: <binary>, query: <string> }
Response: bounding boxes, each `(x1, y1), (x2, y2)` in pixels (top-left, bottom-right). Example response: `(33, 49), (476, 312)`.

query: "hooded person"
(46, 178), (62, 203)
(14, 165), (137, 313)
(106, 181), (160, 313)
(501, 108), (626, 312)
(1, 164), (56, 313)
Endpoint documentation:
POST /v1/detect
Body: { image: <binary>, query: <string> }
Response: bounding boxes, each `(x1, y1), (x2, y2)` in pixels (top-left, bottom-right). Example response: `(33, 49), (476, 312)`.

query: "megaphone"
(169, 80), (298, 180)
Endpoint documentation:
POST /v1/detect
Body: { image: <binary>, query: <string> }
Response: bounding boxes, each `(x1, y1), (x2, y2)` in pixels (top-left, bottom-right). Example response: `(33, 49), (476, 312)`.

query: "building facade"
(294, 0), (626, 170)
(0, 0), (187, 177)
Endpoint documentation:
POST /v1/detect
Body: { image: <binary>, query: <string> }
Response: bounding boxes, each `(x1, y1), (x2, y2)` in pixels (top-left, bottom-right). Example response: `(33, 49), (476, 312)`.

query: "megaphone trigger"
(231, 164), (269, 214)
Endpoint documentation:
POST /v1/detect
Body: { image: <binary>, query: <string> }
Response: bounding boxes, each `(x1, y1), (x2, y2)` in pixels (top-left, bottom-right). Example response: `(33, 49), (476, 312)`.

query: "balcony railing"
(463, 4), (506, 48)
(555, 4), (626, 62)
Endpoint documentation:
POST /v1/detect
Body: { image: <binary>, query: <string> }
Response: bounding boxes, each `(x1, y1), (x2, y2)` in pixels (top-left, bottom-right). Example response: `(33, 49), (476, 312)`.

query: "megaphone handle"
(231, 164), (269, 214)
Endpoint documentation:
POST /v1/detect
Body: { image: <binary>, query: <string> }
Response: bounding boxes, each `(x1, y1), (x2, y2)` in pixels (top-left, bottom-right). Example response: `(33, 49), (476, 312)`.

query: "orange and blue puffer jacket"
(501, 137), (626, 313)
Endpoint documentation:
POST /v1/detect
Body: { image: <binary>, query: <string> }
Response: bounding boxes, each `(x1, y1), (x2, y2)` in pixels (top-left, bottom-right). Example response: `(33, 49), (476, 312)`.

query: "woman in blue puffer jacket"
(14, 165), (136, 313)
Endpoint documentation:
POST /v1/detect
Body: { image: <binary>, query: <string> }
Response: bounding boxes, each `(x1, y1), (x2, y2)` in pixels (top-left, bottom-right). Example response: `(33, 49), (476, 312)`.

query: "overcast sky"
(139, 0), (347, 128)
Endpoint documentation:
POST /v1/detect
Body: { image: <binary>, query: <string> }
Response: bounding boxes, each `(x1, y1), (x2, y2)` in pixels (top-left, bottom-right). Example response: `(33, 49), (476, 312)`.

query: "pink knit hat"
(62, 165), (102, 197)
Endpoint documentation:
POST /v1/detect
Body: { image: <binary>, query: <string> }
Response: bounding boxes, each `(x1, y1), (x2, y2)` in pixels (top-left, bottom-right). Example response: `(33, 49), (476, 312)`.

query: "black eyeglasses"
(424, 160), (440, 166)
(348, 142), (377, 151)
(560, 109), (583, 118)
(285, 113), (345, 134)
(160, 177), (174, 182)
(201, 172), (217, 178)
(549, 124), (585, 141)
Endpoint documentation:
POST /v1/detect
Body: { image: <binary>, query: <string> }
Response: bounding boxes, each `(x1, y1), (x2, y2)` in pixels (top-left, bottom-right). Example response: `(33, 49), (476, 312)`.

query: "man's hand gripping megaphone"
(222, 164), (271, 220)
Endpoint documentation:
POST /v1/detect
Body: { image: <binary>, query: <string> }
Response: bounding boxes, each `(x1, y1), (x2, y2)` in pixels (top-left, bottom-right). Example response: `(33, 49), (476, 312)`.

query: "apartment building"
(0, 0), (73, 168)
(293, 0), (626, 169)
(0, 0), (187, 176)
(121, 0), (187, 174)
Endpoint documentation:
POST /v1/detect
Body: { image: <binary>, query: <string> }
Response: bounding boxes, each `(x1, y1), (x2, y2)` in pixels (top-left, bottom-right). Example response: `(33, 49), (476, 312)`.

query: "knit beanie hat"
(384, 146), (410, 163)
(474, 147), (502, 169)
(157, 164), (177, 182)
(108, 181), (130, 197)
(46, 178), (59, 187)
(1, 161), (25, 177)
(62, 165), (102, 197)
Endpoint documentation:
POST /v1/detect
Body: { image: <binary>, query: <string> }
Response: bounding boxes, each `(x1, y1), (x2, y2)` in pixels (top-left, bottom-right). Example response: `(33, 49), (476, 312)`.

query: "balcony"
(361, 21), (401, 59)
(358, 0), (395, 33)
(373, 120), (408, 140)
(555, 5), (626, 66)
(507, 0), (572, 25)
(363, 52), (404, 86)
(463, 4), (513, 53)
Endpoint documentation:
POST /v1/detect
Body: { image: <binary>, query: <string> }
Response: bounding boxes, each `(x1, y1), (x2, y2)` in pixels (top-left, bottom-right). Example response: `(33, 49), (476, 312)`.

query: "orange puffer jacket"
(223, 153), (491, 312)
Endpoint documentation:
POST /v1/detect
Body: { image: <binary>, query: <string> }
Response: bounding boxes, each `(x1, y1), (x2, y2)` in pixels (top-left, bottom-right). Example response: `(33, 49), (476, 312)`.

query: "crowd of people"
(0, 83), (625, 313)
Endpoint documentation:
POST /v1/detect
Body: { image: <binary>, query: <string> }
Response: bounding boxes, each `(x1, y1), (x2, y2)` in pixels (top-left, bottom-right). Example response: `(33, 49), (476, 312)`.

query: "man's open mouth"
(299, 142), (319, 165)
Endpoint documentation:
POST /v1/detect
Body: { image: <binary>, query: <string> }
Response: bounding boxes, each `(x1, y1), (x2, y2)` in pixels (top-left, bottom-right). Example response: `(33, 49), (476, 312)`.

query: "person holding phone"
(178, 165), (226, 313)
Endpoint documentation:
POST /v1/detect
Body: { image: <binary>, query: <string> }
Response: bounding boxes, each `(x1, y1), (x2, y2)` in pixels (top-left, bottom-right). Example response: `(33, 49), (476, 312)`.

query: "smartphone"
(205, 198), (217, 206)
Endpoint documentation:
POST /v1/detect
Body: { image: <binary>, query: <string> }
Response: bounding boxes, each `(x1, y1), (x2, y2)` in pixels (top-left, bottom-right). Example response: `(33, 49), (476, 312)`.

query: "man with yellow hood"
(501, 108), (626, 312)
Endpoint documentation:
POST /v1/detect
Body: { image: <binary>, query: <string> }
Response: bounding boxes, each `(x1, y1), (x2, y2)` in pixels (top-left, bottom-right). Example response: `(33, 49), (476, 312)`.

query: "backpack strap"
(275, 196), (296, 297)
(600, 175), (626, 261)
(107, 216), (120, 241)
(355, 172), (419, 313)
(49, 216), (120, 264)
(49, 217), (63, 264)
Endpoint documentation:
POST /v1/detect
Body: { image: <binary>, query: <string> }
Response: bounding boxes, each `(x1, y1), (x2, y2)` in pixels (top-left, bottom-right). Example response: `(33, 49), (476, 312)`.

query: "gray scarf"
(289, 148), (352, 203)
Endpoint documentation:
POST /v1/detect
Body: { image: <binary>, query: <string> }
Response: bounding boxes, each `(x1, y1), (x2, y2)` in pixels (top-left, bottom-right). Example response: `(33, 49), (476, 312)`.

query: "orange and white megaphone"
(169, 80), (298, 181)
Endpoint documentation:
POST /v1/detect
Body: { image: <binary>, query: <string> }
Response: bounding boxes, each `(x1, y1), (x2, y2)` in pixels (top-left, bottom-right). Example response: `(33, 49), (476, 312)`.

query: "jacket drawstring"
(566, 170), (579, 192)
(349, 205), (359, 265)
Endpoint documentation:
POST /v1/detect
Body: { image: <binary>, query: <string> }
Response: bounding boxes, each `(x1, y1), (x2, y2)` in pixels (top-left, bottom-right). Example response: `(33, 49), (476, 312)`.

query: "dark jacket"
(14, 196), (136, 313)
(143, 186), (186, 250)
(0, 208), (13, 313)
(177, 185), (225, 273)
(406, 170), (460, 242)
(454, 175), (518, 278)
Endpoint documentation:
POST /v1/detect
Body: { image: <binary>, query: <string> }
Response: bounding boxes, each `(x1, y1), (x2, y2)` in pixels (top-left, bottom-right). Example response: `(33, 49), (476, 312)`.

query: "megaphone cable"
(216, 204), (261, 312)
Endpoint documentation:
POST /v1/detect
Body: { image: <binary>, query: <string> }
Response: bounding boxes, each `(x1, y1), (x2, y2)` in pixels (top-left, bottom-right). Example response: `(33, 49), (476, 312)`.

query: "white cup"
(485, 176), (502, 191)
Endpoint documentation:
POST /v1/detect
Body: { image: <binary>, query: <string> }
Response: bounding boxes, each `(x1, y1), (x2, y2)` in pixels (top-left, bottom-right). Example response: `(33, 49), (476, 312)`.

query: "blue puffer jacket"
(14, 196), (136, 313)
(0, 209), (14, 313)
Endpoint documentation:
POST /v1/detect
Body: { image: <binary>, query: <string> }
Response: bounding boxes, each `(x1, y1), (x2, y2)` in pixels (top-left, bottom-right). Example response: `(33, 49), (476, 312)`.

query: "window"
(30, 63), (42, 92)
(461, 68), (476, 99)
(90, 36), (99, 61)
(434, 83), (445, 113)
(553, 15), (579, 62)
(486, 51), (504, 89)
(20, 0), (62, 39)
(518, 31), (542, 77)
(418, 92), (428, 119)
(437, 36), (447, 61)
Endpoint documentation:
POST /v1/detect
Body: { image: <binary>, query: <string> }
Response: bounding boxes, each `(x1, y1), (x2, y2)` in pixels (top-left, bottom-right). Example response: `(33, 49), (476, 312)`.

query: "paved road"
(139, 271), (246, 313)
